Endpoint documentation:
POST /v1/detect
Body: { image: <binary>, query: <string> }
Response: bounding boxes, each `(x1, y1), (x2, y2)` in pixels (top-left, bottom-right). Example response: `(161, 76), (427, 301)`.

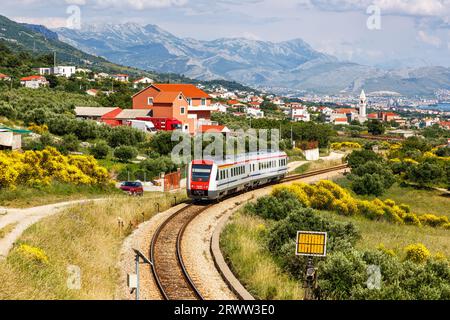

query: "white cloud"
(13, 16), (69, 28)
(310, 0), (450, 18)
(87, 0), (188, 10)
(417, 30), (442, 47)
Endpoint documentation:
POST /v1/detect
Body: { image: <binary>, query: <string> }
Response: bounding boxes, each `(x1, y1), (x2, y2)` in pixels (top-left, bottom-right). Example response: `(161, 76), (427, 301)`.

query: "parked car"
(120, 181), (144, 196)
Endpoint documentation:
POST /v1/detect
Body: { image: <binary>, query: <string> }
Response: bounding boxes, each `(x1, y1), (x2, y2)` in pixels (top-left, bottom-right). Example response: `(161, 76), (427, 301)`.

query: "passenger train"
(187, 151), (288, 201)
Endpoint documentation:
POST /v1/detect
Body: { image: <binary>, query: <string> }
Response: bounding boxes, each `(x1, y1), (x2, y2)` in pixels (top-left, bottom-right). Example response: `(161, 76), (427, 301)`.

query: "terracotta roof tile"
(154, 84), (210, 99)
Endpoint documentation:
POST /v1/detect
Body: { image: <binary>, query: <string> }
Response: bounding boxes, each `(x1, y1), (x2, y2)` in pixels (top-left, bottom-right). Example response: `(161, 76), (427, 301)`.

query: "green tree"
(346, 149), (382, 169)
(114, 146), (138, 162)
(367, 119), (385, 135)
(108, 126), (146, 148)
(60, 134), (80, 153)
(352, 161), (395, 190)
(406, 162), (445, 187)
(89, 140), (110, 159)
(351, 173), (386, 196)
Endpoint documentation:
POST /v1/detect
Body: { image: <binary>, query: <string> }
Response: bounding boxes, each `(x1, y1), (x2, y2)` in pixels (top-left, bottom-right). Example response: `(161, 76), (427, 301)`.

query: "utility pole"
(290, 125), (294, 148)
(53, 51), (56, 68)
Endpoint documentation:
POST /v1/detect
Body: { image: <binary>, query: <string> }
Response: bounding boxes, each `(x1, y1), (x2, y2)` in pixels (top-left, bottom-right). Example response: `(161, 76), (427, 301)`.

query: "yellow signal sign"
(296, 231), (327, 257)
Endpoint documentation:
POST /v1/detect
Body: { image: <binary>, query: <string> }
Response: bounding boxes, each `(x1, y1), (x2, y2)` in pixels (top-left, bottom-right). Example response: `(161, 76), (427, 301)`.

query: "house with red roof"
(75, 107), (123, 126)
(0, 73), (11, 81)
(132, 84), (215, 134)
(440, 121), (450, 130)
(227, 99), (240, 106)
(249, 101), (261, 108)
(86, 89), (99, 97)
(20, 75), (49, 89)
(334, 117), (349, 125)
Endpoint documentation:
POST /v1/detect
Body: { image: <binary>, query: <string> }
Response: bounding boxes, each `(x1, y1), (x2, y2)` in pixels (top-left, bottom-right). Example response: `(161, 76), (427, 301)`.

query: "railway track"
(149, 163), (349, 300)
(150, 204), (212, 300)
(282, 163), (349, 183)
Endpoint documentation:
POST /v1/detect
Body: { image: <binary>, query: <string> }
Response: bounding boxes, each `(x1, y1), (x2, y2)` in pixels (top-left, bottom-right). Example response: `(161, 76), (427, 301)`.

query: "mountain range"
(0, 15), (256, 93)
(55, 22), (450, 97)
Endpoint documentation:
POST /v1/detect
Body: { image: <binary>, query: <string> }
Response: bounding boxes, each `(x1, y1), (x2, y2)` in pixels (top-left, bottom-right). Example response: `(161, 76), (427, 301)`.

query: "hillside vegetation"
(222, 182), (450, 300)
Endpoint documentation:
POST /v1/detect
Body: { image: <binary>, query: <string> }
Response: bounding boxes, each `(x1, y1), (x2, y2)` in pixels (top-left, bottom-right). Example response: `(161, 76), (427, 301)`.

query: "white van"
(130, 120), (156, 134)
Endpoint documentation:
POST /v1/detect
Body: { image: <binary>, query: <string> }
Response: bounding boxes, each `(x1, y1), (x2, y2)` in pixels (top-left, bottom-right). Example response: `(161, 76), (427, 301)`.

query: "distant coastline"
(419, 103), (450, 111)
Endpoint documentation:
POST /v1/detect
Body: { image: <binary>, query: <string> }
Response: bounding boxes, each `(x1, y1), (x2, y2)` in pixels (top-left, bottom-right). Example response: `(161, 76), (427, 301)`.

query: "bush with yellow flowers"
(404, 243), (431, 263)
(418, 214), (449, 228)
(331, 142), (362, 151)
(272, 180), (448, 229)
(0, 147), (111, 189)
(17, 244), (49, 265)
(28, 123), (48, 135)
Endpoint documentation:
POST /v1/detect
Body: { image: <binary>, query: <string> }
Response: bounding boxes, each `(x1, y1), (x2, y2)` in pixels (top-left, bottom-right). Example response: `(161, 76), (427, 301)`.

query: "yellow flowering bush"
(331, 142), (362, 151)
(17, 244), (49, 264)
(272, 180), (448, 229)
(418, 214), (449, 228)
(404, 243), (430, 263)
(28, 123), (48, 134)
(403, 158), (419, 165)
(377, 243), (396, 257)
(0, 147), (111, 189)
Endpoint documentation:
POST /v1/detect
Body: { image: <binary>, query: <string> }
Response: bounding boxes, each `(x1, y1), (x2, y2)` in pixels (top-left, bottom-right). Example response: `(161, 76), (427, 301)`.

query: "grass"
(221, 212), (303, 300)
(0, 191), (187, 300)
(0, 223), (18, 239)
(335, 178), (450, 218)
(319, 211), (450, 258)
(0, 183), (123, 208)
(292, 158), (343, 175)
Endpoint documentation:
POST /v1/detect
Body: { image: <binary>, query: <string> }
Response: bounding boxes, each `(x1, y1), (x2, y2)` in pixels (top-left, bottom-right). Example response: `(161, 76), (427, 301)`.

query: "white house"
(211, 102), (228, 113)
(20, 75), (49, 89)
(133, 77), (154, 88)
(53, 66), (76, 77)
(0, 128), (23, 150)
(290, 104), (310, 122)
(246, 107), (265, 118)
(76, 68), (92, 73)
(95, 72), (110, 79)
(35, 66), (76, 78)
(112, 74), (129, 82)
(0, 73), (11, 81)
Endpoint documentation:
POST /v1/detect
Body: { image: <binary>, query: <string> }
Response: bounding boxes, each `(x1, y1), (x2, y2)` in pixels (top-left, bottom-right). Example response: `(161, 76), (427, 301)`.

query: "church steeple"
(359, 89), (367, 118)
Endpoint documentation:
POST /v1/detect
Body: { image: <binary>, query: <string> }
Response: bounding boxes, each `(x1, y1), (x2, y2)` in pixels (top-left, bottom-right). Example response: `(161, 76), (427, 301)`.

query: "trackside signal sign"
(296, 231), (327, 257)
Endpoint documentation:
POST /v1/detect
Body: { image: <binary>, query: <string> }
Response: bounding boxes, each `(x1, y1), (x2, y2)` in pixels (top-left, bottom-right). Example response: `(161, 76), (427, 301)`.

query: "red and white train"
(187, 151), (288, 201)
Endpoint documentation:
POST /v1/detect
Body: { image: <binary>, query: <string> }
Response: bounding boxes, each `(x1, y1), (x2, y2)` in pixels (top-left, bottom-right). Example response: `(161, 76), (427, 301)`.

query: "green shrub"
(113, 146), (138, 162)
(247, 191), (303, 221)
(89, 140), (110, 159)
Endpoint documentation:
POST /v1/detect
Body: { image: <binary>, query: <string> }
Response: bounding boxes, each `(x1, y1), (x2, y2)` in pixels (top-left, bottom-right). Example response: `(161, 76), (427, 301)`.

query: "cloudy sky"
(1, 0), (449, 68)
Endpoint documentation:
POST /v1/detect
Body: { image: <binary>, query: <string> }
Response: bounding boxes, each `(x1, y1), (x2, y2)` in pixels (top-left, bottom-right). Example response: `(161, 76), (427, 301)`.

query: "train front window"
(192, 164), (212, 182)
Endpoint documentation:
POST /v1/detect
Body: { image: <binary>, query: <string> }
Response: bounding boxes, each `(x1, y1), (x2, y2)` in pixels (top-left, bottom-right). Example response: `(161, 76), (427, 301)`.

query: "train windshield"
(192, 164), (212, 182)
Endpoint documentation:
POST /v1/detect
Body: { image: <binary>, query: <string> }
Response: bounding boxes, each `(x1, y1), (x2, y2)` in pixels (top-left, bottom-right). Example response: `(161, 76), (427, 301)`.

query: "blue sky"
(2, 0), (449, 68)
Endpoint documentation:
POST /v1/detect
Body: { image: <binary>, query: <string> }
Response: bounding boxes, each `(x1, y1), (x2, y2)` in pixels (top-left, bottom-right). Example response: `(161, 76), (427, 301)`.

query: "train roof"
(192, 151), (287, 166)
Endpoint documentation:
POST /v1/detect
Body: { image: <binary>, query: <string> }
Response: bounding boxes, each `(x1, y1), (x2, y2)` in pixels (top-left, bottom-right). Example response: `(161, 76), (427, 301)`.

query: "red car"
(120, 181), (144, 196)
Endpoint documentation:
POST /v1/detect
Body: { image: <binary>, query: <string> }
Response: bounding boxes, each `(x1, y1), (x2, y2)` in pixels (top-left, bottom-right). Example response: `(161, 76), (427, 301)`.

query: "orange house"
(132, 84), (215, 134)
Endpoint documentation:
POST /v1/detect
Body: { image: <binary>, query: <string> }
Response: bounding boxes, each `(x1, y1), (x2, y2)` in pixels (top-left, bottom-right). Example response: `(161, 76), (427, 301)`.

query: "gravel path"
(0, 198), (110, 259)
(182, 168), (348, 300)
